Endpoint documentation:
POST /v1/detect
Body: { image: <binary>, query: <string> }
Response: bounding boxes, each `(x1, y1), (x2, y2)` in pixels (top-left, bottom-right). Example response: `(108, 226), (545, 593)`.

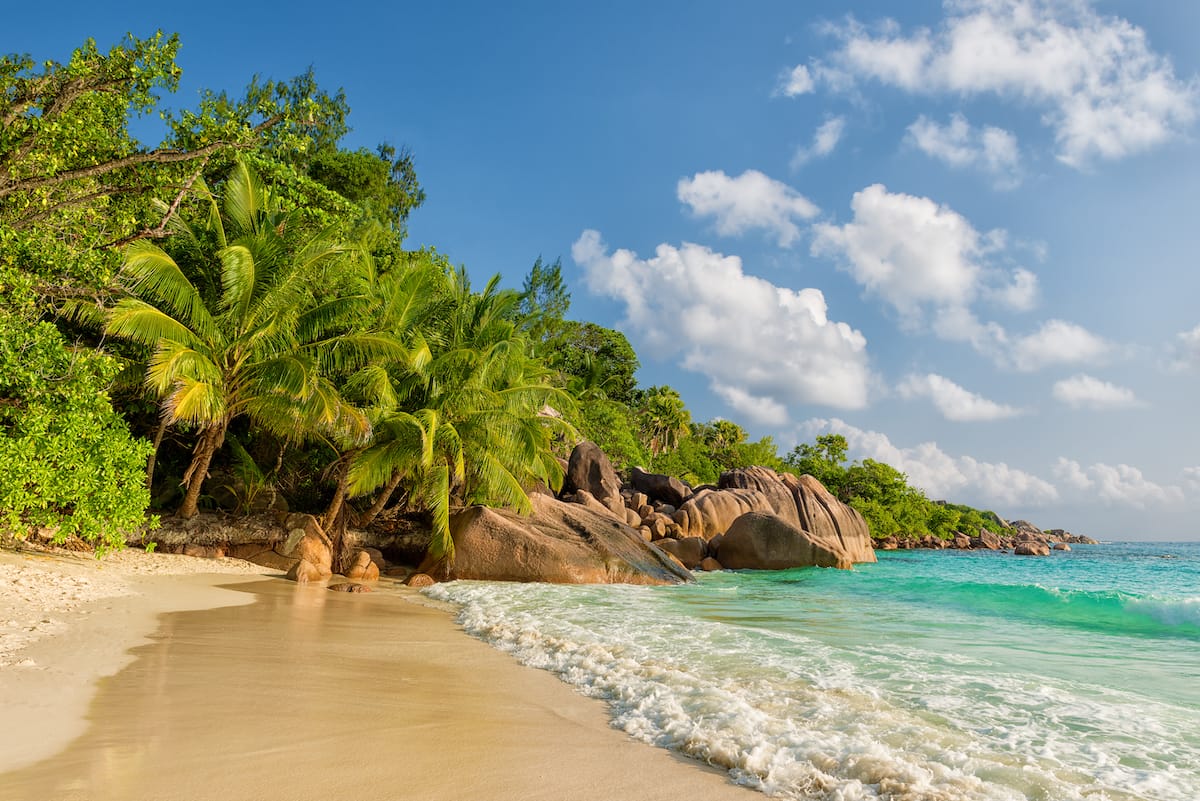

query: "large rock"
(970, 529), (1001, 550)
(1014, 541), (1051, 556)
(630, 467), (691, 508)
(719, 467), (803, 528)
(780, 474), (876, 564)
(420, 493), (692, 585)
(562, 441), (625, 517)
(672, 488), (776, 541)
(717, 512), (853, 570)
(656, 537), (707, 569)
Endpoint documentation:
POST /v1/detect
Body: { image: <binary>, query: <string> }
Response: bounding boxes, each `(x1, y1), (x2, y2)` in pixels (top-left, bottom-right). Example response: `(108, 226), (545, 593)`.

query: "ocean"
(427, 542), (1200, 801)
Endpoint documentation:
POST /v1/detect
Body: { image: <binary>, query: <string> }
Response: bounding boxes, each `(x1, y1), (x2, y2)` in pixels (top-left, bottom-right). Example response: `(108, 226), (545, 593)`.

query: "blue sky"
(7, 1), (1200, 540)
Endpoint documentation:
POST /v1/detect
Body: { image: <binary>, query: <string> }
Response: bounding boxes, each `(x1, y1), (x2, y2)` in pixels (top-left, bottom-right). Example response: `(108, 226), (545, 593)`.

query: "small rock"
(698, 557), (723, 572)
(328, 582), (372, 593)
(406, 573), (437, 588)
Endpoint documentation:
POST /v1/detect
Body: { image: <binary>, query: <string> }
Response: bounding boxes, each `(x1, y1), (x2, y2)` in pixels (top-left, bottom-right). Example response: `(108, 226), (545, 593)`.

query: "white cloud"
(1009, 320), (1112, 371)
(1088, 463), (1184, 507)
(1054, 457), (1183, 507)
(778, 64), (815, 96)
(792, 116), (847, 167)
(810, 185), (1110, 372)
(897, 373), (1023, 421)
(810, 183), (1034, 324)
(816, 0), (1197, 166)
(987, 267), (1039, 311)
(1052, 457), (1094, 490)
(1184, 466), (1200, 491)
(811, 184), (987, 321)
(798, 418), (1059, 507)
(1167, 323), (1200, 371)
(677, 169), (820, 247)
(712, 384), (789, 426)
(1051, 374), (1140, 409)
(907, 113), (1022, 188)
(573, 230), (873, 418)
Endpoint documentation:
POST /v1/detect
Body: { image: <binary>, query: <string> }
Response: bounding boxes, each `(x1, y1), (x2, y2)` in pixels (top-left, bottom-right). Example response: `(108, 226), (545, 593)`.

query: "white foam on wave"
(1125, 595), (1200, 628)
(427, 579), (1198, 801)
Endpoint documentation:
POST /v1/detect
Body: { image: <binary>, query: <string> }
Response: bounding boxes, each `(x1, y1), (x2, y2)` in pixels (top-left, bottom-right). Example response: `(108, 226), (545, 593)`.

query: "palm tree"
(344, 268), (575, 566)
(639, 385), (691, 456)
(105, 159), (373, 518)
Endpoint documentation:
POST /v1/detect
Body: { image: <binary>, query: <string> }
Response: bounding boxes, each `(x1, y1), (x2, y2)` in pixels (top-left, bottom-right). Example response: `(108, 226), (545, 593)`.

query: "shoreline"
(0, 548), (756, 800)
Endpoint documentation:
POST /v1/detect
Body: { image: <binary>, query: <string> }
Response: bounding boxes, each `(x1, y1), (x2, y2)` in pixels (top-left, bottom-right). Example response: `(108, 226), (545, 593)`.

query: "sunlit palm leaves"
(106, 158), (367, 517)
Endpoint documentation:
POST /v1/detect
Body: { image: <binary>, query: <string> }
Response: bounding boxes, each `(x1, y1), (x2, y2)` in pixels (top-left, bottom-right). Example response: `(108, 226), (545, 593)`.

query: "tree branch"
(0, 114), (281, 200)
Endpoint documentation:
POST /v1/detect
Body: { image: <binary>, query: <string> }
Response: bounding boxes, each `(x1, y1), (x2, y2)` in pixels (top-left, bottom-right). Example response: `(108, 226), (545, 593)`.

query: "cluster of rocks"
(552, 444), (876, 575)
(147, 512), (396, 591)
(873, 519), (1098, 556)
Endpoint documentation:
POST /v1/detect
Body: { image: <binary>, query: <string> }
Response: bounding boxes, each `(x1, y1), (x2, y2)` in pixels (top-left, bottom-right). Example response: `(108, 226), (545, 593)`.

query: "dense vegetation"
(0, 32), (1009, 556)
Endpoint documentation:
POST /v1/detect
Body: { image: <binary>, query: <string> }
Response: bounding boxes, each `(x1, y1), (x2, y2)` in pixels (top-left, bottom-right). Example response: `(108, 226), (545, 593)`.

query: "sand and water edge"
(0, 547), (754, 801)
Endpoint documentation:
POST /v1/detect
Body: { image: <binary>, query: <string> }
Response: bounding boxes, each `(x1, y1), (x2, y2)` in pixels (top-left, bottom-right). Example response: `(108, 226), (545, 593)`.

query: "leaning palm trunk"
(357, 468), (405, 528)
(146, 416), (169, 489)
(178, 420), (228, 518)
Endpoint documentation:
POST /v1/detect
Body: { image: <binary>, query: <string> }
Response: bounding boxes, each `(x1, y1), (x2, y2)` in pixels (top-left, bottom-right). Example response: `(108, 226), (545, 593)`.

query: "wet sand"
(0, 576), (756, 801)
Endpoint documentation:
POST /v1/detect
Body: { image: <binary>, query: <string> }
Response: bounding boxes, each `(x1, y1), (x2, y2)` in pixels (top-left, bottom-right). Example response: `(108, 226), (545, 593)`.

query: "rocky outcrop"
(630, 467), (691, 508)
(1052, 542), (1071, 551)
(562, 441), (625, 517)
(719, 467), (802, 528)
(781, 474), (876, 564)
(1014, 541), (1051, 556)
(717, 512), (853, 570)
(421, 493), (692, 585)
(970, 529), (1001, 550)
(344, 550), (381, 581)
(672, 488), (776, 540)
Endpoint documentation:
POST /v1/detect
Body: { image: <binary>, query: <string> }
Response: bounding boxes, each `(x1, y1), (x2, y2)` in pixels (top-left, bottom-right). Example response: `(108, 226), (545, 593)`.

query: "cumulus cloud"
(811, 184), (989, 320)
(907, 113), (1022, 187)
(1051, 374), (1140, 409)
(1088, 463), (1184, 507)
(1052, 457), (1094, 490)
(572, 230), (874, 419)
(811, 0), (1197, 166)
(810, 184), (1111, 371)
(811, 183), (1035, 323)
(677, 169), (820, 247)
(712, 385), (790, 426)
(1008, 320), (1112, 371)
(797, 418), (1059, 507)
(1054, 457), (1183, 506)
(792, 116), (847, 167)
(987, 267), (1039, 311)
(897, 373), (1023, 421)
(778, 64), (815, 96)
(1167, 323), (1200, 371)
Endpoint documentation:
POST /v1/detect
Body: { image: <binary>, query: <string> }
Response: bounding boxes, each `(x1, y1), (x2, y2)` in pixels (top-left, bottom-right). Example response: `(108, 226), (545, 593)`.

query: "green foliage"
(516, 256), (571, 346)
(554, 322), (640, 405)
(576, 398), (648, 470)
(784, 434), (849, 494)
(785, 435), (1010, 541)
(637, 385), (691, 456)
(0, 315), (152, 551)
(105, 158), (371, 517)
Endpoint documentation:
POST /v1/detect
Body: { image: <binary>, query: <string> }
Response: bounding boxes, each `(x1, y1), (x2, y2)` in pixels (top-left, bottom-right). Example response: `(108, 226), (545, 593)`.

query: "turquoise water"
(427, 542), (1200, 800)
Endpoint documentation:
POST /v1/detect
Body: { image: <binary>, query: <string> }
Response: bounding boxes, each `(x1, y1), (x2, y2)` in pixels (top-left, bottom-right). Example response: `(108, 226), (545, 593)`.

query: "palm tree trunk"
(357, 469), (405, 528)
(146, 416), (168, 489)
(322, 456), (355, 532)
(178, 421), (228, 519)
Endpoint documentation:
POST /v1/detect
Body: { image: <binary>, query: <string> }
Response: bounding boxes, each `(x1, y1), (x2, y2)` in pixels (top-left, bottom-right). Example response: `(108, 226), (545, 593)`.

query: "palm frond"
(166, 378), (226, 425)
(106, 300), (202, 349)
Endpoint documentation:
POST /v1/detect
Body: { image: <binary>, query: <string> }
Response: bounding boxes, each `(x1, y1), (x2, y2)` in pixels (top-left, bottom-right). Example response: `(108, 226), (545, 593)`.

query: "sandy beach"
(0, 547), (754, 801)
